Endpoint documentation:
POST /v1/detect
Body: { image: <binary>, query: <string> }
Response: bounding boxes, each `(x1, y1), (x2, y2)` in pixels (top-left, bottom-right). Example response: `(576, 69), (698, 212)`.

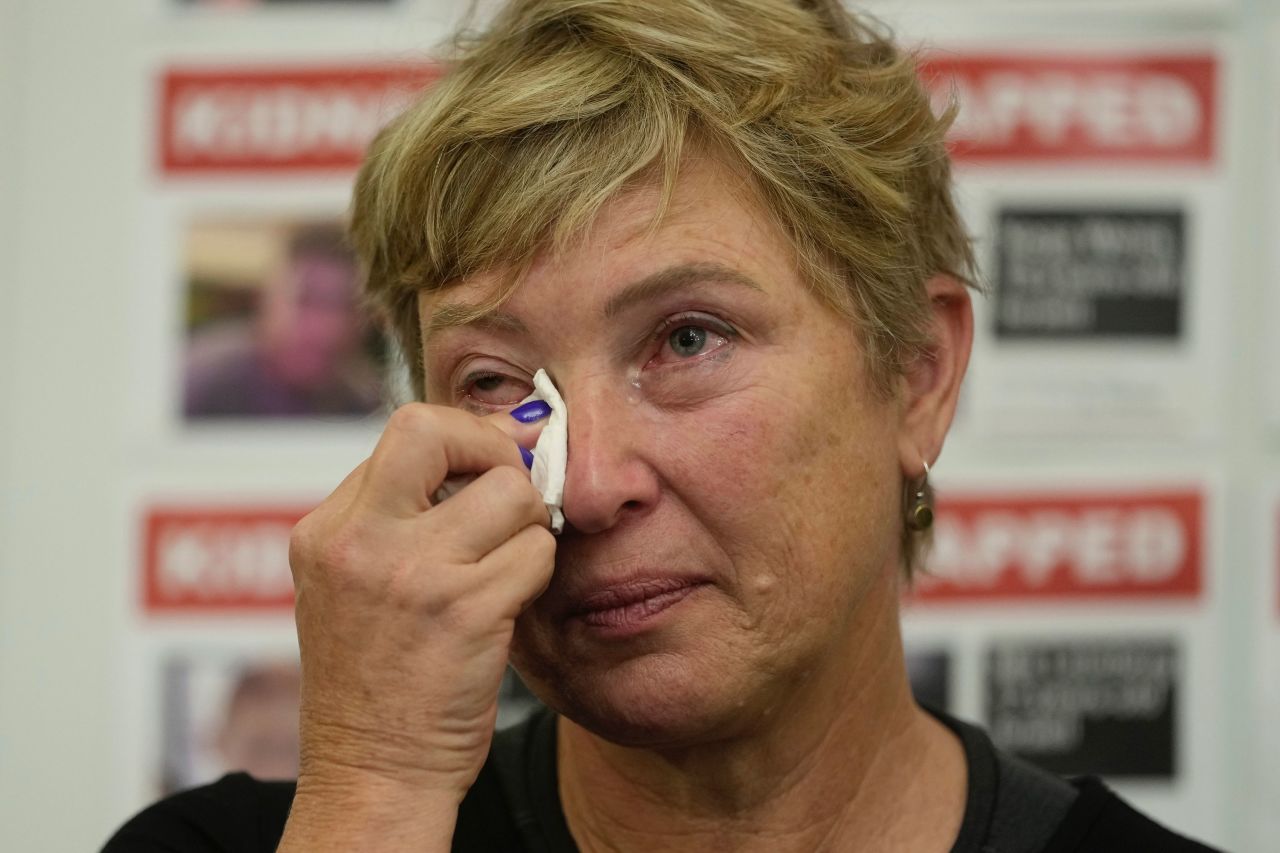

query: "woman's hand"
(279, 403), (554, 851)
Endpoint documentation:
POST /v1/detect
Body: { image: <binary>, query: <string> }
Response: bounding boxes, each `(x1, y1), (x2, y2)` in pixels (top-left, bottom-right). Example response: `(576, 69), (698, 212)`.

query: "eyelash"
(452, 312), (738, 408)
(454, 369), (529, 409)
(647, 312), (737, 364)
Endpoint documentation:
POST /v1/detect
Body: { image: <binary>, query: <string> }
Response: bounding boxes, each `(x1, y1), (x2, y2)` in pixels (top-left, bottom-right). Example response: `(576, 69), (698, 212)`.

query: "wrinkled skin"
(281, 151), (971, 853)
(422, 155), (931, 748)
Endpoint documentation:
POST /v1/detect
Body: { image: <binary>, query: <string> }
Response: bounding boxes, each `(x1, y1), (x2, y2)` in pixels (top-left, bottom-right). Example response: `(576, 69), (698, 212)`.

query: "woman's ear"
(897, 275), (974, 477)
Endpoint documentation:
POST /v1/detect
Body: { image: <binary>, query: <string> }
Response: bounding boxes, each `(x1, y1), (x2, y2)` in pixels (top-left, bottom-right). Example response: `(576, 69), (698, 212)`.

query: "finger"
(362, 404), (526, 517)
(434, 403), (554, 499)
(474, 523), (558, 611)
(482, 401), (551, 452)
(423, 465), (551, 562)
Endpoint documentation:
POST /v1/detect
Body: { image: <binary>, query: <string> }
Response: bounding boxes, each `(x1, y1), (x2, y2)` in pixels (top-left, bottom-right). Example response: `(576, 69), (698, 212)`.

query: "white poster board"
(1268, 22), (1280, 434)
(901, 467), (1225, 844)
(1251, 481), (1280, 851)
(915, 46), (1230, 445)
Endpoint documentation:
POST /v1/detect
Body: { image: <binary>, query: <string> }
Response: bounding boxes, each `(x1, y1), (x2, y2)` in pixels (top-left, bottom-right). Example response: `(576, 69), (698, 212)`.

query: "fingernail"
(511, 400), (552, 423)
(520, 447), (535, 470)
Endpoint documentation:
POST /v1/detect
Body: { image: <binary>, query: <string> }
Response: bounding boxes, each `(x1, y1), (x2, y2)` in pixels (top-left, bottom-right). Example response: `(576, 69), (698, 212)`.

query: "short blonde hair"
(350, 0), (976, 573)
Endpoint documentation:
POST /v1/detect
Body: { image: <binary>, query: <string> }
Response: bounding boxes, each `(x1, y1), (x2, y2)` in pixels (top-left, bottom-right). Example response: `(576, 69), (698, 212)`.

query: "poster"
(985, 638), (1179, 778)
(916, 50), (1228, 442)
(993, 208), (1184, 339)
(158, 649), (301, 795)
(181, 216), (386, 421)
(910, 487), (1204, 603)
(1270, 24), (1280, 435)
(158, 65), (435, 175)
(921, 53), (1217, 165)
(1252, 484), (1280, 849)
(905, 646), (953, 712)
(142, 506), (307, 613)
(99, 26), (1239, 852)
(898, 473), (1225, 840)
(133, 63), (435, 443)
(133, 499), (547, 806)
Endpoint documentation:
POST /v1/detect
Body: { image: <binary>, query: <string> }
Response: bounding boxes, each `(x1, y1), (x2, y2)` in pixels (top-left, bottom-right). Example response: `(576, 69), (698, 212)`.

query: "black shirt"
(103, 707), (1223, 852)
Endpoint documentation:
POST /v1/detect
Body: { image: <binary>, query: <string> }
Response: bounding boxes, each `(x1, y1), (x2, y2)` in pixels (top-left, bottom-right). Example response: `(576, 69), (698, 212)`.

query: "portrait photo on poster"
(158, 651), (302, 796)
(180, 216), (389, 422)
(155, 650), (542, 796)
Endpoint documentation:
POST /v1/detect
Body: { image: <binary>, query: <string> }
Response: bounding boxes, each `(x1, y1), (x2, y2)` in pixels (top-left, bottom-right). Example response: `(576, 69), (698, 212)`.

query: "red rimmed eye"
(462, 372), (532, 407)
(653, 315), (733, 365)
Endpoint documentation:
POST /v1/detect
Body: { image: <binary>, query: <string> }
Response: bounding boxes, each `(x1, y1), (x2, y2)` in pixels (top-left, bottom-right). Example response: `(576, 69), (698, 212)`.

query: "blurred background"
(1, 0), (1277, 850)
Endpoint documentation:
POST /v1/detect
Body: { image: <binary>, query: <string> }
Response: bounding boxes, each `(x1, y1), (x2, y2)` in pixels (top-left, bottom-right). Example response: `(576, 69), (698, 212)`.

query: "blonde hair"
(350, 0), (976, 574)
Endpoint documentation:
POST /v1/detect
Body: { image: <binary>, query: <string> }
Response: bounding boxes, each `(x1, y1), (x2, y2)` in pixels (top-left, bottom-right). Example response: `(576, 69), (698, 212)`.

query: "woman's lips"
(568, 577), (707, 631)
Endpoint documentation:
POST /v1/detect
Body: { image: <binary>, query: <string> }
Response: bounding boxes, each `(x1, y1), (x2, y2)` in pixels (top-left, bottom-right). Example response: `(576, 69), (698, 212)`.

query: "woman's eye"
(658, 319), (732, 363)
(460, 372), (531, 407)
(668, 326), (709, 358)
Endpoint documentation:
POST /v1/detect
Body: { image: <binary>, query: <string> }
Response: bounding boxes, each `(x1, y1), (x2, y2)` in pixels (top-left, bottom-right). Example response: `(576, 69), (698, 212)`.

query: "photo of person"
(182, 218), (386, 420)
(159, 656), (302, 795)
(158, 655), (542, 796)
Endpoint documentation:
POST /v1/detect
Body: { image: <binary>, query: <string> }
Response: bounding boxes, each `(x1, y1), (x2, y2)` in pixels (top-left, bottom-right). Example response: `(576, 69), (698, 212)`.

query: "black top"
(103, 707), (1223, 852)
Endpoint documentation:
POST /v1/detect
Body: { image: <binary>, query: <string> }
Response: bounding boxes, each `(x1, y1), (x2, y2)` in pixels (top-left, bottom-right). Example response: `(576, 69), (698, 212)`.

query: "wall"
(0, 1), (1275, 850)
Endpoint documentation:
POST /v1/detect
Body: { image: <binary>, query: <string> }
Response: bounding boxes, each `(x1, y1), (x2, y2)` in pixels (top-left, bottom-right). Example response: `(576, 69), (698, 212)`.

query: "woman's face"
(421, 156), (909, 746)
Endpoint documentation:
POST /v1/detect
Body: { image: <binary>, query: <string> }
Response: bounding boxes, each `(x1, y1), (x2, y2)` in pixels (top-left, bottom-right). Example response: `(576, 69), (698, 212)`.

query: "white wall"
(0, 1), (1276, 851)
(1, 1), (136, 850)
(0, 0), (23, 837)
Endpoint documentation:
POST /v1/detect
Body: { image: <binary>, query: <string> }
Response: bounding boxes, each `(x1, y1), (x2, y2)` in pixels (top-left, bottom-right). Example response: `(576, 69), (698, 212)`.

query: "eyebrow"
(423, 302), (529, 339)
(602, 262), (765, 319)
(424, 261), (764, 338)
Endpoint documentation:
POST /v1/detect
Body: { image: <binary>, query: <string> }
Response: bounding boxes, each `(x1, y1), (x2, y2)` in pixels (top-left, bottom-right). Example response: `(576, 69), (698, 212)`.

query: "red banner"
(920, 54), (1217, 164)
(159, 64), (438, 175)
(142, 506), (312, 612)
(909, 489), (1204, 602)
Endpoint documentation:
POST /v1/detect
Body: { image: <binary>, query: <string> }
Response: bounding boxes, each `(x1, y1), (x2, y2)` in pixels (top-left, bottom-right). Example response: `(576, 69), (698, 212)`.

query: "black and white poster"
(985, 638), (1178, 778)
(906, 647), (953, 713)
(994, 208), (1185, 340)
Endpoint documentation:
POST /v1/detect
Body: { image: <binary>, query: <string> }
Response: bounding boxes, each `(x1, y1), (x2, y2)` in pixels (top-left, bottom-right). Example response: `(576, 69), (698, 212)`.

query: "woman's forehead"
(425, 157), (788, 312)
(421, 260), (770, 342)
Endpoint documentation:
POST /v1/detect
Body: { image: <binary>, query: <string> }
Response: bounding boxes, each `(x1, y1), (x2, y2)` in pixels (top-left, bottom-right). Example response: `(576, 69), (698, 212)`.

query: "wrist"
(280, 774), (461, 853)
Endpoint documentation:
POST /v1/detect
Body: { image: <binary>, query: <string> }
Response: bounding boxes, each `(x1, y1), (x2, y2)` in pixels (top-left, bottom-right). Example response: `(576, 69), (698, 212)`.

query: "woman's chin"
(532, 653), (754, 748)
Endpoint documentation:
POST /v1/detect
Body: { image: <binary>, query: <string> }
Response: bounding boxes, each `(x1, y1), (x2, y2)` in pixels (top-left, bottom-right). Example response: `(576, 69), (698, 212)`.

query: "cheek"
(650, 360), (900, 606)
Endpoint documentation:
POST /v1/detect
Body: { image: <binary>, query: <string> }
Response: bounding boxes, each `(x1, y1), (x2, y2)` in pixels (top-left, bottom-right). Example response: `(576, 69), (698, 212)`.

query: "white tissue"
(431, 369), (568, 534)
(527, 369), (567, 533)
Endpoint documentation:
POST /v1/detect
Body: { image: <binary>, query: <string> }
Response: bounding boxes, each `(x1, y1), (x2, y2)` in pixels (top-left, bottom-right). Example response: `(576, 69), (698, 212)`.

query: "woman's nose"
(558, 384), (661, 535)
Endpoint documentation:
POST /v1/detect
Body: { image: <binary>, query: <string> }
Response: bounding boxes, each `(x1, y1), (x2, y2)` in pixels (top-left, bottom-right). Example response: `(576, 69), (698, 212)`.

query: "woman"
(106, 1), (1218, 850)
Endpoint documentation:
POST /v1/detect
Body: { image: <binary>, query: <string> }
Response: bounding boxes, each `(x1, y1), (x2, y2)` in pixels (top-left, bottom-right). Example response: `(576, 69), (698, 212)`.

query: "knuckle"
(480, 418), (518, 446)
(288, 511), (330, 581)
(385, 402), (438, 436)
(522, 485), (550, 523)
(307, 516), (373, 590)
(527, 526), (558, 564)
(381, 553), (429, 607)
(489, 463), (530, 493)
(288, 514), (316, 569)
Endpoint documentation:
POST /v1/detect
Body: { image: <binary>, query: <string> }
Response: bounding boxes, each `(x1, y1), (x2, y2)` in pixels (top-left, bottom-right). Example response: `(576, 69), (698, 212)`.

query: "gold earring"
(906, 460), (933, 531)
